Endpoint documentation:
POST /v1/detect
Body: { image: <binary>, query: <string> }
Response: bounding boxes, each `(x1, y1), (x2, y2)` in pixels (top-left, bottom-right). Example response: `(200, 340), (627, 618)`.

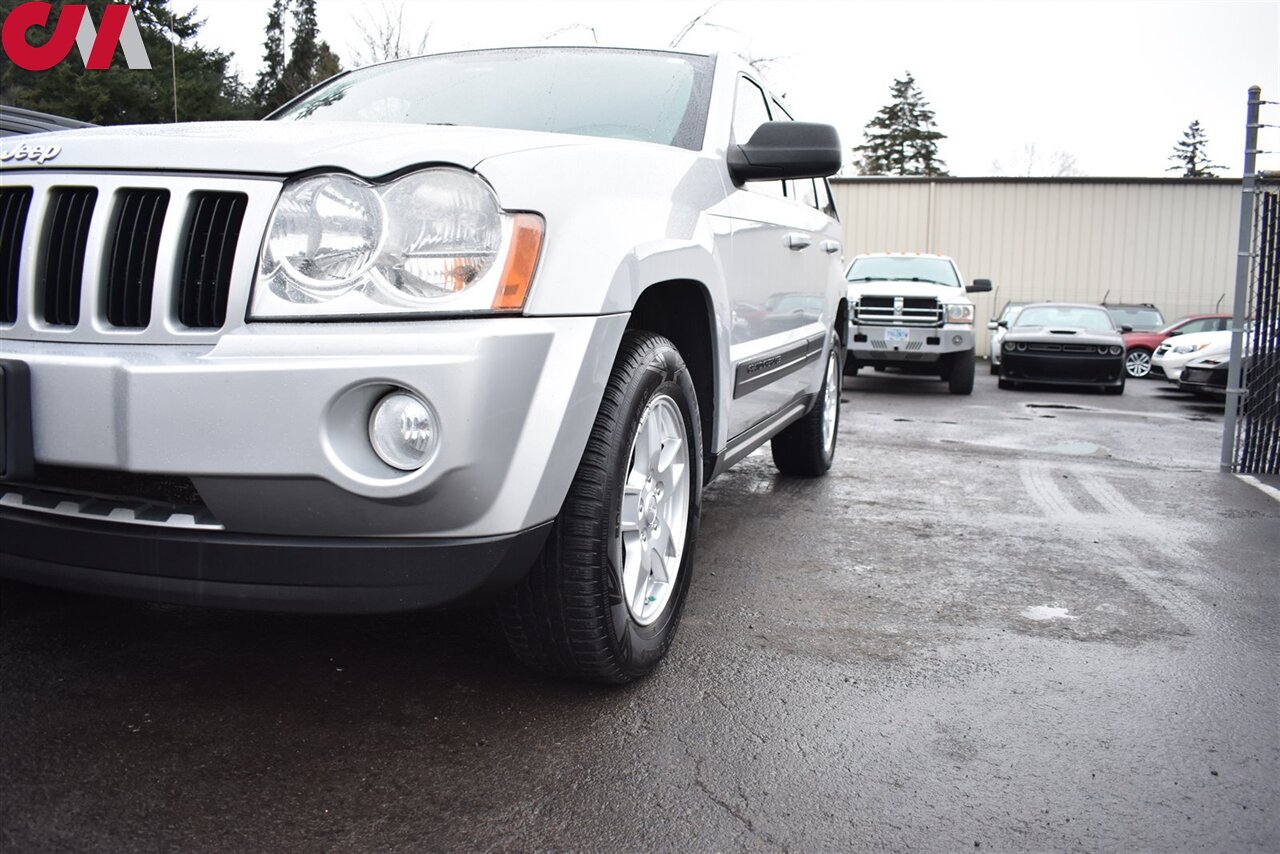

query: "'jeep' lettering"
(0, 143), (62, 165)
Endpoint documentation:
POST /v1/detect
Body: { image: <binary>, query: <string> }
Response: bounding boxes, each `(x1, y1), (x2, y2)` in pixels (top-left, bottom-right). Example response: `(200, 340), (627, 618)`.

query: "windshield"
(1015, 305), (1117, 331)
(847, 257), (960, 287)
(273, 48), (714, 150)
(1105, 306), (1165, 331)
(1000, 303), (1028, 323)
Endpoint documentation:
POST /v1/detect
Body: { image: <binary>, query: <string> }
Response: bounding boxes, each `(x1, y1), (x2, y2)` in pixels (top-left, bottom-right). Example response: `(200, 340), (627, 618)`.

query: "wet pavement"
(2, 367), (1277, 852)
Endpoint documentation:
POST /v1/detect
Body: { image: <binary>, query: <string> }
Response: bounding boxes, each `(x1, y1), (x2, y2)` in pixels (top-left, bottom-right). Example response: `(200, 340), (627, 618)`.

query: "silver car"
(0, 48), (846, 683)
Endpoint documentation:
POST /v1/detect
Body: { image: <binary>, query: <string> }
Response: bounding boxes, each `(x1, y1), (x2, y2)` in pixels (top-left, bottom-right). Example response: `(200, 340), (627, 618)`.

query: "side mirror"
(1120, 324), (1133, 333)
(1167, 329), (1182, 337)
(966, 279), (993, 294)
(986, 321), (998, 331)
(727, 121), (843, 184)
(997, 319), (1009, 329)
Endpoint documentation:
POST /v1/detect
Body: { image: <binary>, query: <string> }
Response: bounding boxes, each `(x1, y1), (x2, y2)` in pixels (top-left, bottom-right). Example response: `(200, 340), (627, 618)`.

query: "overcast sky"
(171, 0), (1280, 177)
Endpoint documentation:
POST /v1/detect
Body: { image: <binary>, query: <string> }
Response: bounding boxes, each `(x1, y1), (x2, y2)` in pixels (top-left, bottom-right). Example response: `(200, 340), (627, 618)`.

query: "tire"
(989, 359), (999, 375)
(771, 336), (841, 476)
(1125, 348), (1152, 379)
(948, 349), (976, 395)
(998, 378), (1017, 390)
(499, 331), (702, 684)
(843, 355), (859, 377)
(1104, 377), (1126, 395)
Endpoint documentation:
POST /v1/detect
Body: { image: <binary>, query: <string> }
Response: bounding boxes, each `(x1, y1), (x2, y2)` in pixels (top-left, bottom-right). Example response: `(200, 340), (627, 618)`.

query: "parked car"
(1103, 302), (1165, 333)
(998, 303), (1127, 394)
(0, 47), (847, 684)
(844, 252), (992, 394)
(987, 300), (1029, 374)
(0, 105), (95, 137)
(1122, 313), (1232, 379)
(1178, 354), (1232, 398)
(1152, 329), (1233, 383)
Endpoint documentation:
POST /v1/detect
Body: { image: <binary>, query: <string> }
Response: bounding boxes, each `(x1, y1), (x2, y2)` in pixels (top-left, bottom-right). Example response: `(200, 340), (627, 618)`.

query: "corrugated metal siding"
(831, 178), (1241, 355)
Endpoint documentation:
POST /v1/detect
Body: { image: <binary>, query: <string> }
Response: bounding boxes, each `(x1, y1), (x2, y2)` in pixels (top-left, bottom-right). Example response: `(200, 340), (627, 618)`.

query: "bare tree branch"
(350, 2), (432, 67)
(668, 2), (720, 48)
(543, 23), (598, 44)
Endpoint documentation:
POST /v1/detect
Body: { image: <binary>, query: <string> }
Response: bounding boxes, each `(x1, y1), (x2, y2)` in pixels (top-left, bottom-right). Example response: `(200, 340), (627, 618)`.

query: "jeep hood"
(0, 120), (587, 177)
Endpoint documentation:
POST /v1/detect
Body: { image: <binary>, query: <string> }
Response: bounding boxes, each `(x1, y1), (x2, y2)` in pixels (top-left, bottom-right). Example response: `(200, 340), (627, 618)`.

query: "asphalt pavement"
(1, 365), (1277, 852)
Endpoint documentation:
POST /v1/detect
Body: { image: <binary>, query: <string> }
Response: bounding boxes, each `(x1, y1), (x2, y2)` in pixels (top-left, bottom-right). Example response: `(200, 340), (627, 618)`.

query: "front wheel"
(948, 349), (976, 395)
(1125, 348), (1152, 379)
(499, 331), (702, 684)
(771, 338), (841, 476)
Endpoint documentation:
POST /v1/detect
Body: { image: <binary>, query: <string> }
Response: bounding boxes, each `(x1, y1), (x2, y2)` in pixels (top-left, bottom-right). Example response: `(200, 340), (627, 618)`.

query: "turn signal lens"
(492, 214), (544, 312)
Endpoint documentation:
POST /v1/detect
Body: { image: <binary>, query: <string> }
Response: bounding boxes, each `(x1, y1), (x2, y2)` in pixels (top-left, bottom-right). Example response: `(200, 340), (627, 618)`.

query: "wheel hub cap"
(619, 395), (690, 626)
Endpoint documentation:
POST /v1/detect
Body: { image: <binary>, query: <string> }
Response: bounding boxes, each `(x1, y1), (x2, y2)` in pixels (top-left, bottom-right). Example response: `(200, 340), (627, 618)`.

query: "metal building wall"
(830, 178), (1242, 356)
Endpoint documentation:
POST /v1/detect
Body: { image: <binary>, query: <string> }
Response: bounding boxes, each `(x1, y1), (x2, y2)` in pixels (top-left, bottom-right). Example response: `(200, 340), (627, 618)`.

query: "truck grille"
(853, 295), (942, 327)
(0, 172), (279, 344)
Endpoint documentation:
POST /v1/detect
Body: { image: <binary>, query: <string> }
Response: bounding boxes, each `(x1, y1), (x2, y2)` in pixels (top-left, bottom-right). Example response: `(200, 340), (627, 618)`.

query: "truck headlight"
(944, 304), (975, 324)
(251, 169), (543, 318)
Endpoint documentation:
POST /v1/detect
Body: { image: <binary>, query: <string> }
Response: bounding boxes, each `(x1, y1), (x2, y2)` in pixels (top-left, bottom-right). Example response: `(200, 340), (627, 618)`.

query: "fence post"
(1220, 86), (1262, 473)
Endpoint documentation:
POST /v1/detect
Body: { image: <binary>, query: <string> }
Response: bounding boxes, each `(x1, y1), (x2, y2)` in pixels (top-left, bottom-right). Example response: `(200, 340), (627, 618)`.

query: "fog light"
(369, 391), (437, 471)
(952, 335), (964, 346)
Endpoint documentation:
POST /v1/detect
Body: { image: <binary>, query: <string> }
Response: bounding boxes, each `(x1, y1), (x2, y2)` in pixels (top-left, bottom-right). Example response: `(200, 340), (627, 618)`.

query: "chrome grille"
(0, 172), (280, 344)
(853, 295), (943, 327)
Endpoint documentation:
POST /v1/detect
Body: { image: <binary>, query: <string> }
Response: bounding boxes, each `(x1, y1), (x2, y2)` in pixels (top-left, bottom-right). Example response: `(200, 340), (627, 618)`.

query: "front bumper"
(1000, 352), (1125, 386)
(0, 314), (629, 539)
(846, 323), (974, 364)
(0, 508), (551, 612)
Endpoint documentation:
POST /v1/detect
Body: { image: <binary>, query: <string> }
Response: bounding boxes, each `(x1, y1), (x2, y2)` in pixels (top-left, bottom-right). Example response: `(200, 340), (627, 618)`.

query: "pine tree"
(1167, 120), (1224, 177)
(854, 72), (948, 176)
(252, 0), (289, 107)
(0, 0), (253, 123)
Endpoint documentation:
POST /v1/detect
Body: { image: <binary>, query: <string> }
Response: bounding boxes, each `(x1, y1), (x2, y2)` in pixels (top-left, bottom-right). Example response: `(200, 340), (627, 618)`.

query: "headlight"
(1003, 341), (1016, 352)
(945, 304), (975, 324)
(251, 169), (543, 318)
(1172, 342), (1208, 354)
(1109, 345), (1123, 355)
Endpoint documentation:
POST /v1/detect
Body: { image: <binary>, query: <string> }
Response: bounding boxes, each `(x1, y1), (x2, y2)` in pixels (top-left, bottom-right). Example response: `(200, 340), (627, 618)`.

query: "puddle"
(1021, 605), (1079, 621)
(1043, 441), (1103, 456)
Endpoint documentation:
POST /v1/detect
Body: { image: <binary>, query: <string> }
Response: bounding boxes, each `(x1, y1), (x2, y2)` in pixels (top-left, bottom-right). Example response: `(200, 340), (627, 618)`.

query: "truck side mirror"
(1120, 324), (1133, 333)
(967, 279), (992, 294)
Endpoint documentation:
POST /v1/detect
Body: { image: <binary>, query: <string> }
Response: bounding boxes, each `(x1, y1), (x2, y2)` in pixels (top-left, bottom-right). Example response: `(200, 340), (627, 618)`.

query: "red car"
(1123, 314), (1232, 378)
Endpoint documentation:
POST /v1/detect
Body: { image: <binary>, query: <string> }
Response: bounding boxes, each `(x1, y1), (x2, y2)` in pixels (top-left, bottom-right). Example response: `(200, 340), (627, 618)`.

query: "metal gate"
(1231, 178), (1280, 474)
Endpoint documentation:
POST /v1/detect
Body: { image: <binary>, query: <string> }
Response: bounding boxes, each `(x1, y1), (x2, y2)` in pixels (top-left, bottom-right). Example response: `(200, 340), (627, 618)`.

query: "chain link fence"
(1224, 86), (1279, 475)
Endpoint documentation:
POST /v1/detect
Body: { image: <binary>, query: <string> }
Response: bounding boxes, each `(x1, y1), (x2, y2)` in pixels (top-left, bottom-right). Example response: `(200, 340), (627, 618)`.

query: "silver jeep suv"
(0, 48), (847, 683)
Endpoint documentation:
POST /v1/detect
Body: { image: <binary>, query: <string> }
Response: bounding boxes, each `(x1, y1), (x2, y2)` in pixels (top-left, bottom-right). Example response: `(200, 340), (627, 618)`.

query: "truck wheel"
(499, 331), (702, 684)
(771, 336), (841, 476)
(948, 349), (976, 395)
(843, 355), (859, 377)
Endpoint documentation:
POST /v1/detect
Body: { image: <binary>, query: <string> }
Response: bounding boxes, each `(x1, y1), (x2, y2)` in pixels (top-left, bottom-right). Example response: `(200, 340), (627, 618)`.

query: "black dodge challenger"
(997, 303), (1128, 394)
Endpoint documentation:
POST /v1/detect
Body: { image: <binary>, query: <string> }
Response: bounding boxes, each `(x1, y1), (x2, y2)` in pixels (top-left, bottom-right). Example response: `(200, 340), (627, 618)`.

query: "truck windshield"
(272, 48), (714, 151)
(846, 257), (960, 287)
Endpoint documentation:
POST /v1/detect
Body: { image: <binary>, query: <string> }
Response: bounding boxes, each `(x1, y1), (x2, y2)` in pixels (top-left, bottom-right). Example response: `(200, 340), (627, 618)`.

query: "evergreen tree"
(253, 0), (344, 115)
(252, 0), (288, 107)
(854, 72), (948, 176)
(1167, 120), (1224, 177)
(0, 0), (252, 123)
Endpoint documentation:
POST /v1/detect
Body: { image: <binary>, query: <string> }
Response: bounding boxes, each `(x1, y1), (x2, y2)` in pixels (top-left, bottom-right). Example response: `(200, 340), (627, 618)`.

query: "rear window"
(1105, 306), (1165, 331)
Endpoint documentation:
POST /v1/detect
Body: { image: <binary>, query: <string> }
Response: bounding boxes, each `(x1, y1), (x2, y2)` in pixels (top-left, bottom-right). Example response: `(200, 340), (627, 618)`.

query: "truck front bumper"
(846, 324), (974, 364)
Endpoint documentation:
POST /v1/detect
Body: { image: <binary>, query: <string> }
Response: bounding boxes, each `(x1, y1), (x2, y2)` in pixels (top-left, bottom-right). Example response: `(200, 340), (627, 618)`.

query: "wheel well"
(627, 281), (716, 478)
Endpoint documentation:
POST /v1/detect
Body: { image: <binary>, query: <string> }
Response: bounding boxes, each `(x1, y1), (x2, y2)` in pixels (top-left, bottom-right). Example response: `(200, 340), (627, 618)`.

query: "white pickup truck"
(844, 253), (992, 394)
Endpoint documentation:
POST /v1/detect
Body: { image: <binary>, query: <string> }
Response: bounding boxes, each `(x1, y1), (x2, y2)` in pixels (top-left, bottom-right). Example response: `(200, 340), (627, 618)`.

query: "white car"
(988, 301), (1029, 374)
(0, 48), (847, 683)
(1151, 329), (1232, 382)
